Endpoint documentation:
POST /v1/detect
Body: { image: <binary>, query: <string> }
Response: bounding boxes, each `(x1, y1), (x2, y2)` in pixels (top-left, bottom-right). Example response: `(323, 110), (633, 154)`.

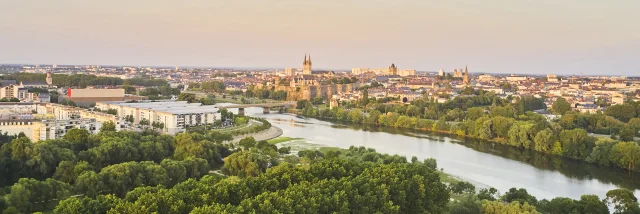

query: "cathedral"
(452, 66), (470, 85)
(300, 54), (334, 77)
(303, 54), (312, 75)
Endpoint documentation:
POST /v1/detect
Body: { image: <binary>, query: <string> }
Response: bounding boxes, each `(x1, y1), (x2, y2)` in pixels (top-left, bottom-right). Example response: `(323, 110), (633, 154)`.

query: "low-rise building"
(96, 100), (218, 134)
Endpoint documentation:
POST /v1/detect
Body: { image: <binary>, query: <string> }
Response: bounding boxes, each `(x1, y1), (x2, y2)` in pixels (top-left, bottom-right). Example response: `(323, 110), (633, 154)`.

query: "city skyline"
(1, 0), (639, 75)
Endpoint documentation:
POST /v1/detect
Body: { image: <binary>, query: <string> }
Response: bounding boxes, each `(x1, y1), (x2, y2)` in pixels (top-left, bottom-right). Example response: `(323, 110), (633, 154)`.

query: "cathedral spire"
(308, 55), (311, 63)
(304, 54), (307, 63)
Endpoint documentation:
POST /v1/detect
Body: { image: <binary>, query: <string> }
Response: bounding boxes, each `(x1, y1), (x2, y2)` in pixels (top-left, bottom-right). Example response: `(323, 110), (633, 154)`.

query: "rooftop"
(99, 101), (219, 115)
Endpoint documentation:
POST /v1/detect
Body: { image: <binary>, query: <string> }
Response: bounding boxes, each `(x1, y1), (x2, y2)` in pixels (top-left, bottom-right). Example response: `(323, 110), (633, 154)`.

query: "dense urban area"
(1, 58), (640, 213)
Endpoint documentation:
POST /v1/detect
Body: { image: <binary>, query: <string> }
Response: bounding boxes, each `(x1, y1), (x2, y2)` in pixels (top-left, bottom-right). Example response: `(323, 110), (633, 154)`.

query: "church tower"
(389, 63), (398, 76)
(46, 71), (53, 86)
(303, 54), (312, 75)
(463, 66), (470, 85)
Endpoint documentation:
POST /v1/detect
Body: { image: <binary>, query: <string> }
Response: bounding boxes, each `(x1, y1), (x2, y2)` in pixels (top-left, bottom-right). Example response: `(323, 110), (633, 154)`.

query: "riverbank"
(295, 111), (640, 174)
(230, 126), (283, 143)
(271, 136), (489, 189)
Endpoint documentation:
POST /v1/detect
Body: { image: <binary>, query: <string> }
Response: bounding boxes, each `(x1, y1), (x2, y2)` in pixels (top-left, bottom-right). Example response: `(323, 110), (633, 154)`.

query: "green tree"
(481, 200), (539, 214)
(606, 188), (640, 214)
(221, 150), (269, 177)
(605, 104), (638, 123)
(238, 137), (257, 149)
(177, 93), (198, 103)
(610, 141), (640, 171)
(100, 121), (116, 132)
(552, 97), (572, 115)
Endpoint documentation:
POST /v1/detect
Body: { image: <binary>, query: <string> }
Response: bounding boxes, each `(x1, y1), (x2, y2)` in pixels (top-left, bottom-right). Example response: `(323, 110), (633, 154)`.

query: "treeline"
(52, 144), (640, 214)
(138, 86), (181, 99)
(52, 145), (451, 213)
(0, 127), (234, 213)
(188, 81), (225, 93)
(2, 73), (123, 88)
(244, 85), (288, 101)
(123, 77), (168, 87)
(296, 90), (640, 173)
(2, 73), (172, 88)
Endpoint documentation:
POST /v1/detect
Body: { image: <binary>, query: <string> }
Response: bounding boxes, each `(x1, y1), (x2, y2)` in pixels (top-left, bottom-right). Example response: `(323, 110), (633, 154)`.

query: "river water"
(233, 106), (640, 201)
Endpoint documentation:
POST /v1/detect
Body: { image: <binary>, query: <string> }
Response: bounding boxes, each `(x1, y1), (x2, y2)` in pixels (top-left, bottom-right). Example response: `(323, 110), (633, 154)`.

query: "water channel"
(233, 106), (640, 201)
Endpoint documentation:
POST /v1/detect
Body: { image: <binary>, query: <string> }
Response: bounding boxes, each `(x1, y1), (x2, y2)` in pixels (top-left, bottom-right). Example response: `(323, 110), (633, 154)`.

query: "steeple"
(303, 53), (313, 74)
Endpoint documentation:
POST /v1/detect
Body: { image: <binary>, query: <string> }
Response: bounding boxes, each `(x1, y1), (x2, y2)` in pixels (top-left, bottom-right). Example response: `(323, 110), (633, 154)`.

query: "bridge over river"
(215, 102), (295, 116)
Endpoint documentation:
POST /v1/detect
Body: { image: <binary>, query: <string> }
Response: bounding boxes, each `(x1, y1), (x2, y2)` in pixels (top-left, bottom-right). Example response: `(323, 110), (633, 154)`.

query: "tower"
(388, 63), (398, 75)
(303, 54), (312, 75)
(463, 66), (470, 85)
(46, 71), (53, 86)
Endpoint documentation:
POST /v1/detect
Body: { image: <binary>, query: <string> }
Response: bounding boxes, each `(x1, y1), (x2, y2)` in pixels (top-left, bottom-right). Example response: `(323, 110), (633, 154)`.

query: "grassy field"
(267, 136), (303, 145)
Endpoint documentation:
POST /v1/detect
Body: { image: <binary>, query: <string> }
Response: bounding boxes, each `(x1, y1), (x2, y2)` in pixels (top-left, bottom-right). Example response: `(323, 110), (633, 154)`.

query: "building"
(303, 54), (312, 75)
(506, 75), (527, 82)
(453, 69), (463, 78)
(46, 71), (53, 86)
(388, 64), (398, 76)
(352, 68), (370, 75)
(547, 74), (558, 82)
(398, 69), (416, 77)
(284, 68), (296, 76)
(62, 88), (125, 106)
(478, 74), (495, 82)
(438, 69), (445, 77)
(95, 100), (219, 134)
(0, 84), (21, 99)
(463, 66), (470, 85)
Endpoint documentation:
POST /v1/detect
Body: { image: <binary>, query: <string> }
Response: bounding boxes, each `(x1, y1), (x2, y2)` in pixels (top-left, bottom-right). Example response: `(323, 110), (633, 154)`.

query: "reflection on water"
(227, 105), (640, 200)
(340, 121), (640, 192)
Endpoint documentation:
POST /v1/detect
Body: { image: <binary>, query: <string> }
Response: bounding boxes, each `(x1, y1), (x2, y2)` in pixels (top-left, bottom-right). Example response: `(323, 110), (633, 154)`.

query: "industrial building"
(61, 88), (126, 106)
(95, 100), (218, 134)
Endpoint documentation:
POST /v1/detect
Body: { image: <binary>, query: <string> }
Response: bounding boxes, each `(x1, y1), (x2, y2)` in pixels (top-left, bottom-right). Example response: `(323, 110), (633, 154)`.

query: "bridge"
(216, 102), (296, 116)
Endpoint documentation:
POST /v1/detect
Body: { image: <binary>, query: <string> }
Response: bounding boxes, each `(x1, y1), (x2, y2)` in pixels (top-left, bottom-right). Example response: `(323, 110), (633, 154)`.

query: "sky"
(0, 0), (639, 75)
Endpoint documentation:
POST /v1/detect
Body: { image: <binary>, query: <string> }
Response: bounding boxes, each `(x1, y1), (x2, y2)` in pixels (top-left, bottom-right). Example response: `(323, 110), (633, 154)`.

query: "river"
(231, 105), (640, 201)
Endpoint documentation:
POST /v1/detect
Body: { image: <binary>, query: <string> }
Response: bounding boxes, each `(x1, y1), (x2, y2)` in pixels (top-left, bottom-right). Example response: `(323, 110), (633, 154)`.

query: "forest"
(1, 127), (638, 213)
(296, 88), (640, 173)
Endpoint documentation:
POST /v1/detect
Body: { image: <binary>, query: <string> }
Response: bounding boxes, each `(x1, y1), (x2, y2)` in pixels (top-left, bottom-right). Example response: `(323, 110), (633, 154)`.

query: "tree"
(121, 85), (136, 94)
(63, 128), (90, 151)
(605, 104), (638, 123)
(610, 141), (640, 171)
(106, 109), (118, 115)
(501, 188), (538, 206)
(7, 178), (72, 213)
(467, 107), (484, 121)
(139, 118), (150, 127)
(448, 194), (481, 214)
(619, 125), (636, 141)
(481, 200), (539, 214)
(238, 137), (257, 149)
(450, 181), (476, 194)
(100, 121), (116, 132)
(177, 93), (197, 103)
(221, 150), (269, 177)
(552, 97), (571, 115)
(361, 89), (369, 107)
(578, 194), (609, 214)
(534, 128), (555, 153)
(606, 188), (640, 214)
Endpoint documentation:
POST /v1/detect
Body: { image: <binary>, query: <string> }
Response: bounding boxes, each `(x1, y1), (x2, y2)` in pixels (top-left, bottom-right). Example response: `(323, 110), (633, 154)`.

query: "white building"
(96, 100), (219, 134)
(398, 69), (416, 77)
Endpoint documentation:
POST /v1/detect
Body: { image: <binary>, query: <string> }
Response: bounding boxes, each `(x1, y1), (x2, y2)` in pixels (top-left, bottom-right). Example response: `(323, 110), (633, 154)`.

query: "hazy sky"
(1, 0), (638, 75)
